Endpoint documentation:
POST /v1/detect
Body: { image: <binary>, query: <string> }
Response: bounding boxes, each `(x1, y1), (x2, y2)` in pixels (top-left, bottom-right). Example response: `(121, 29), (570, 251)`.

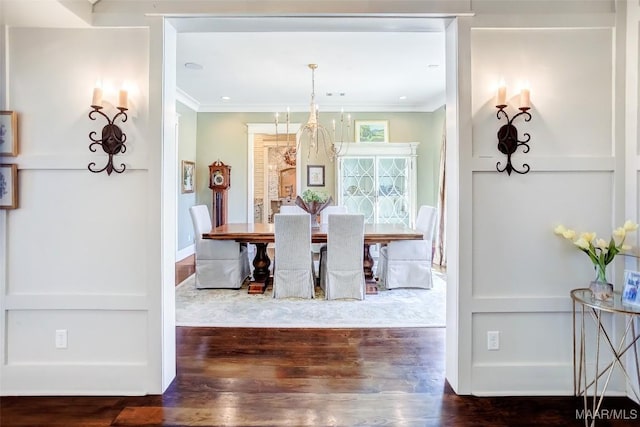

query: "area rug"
(175, 271), (446, 328)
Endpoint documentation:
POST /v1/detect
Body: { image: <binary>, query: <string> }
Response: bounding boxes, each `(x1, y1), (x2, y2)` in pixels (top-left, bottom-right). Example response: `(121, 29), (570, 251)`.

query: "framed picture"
(355, 120), (389, 143)
(307, 165), (325, 187)
(181, 160), (195, 193)
(0, 111), (18, 156)
(0, 164), (18, 209)
(622, 270), (640, 306)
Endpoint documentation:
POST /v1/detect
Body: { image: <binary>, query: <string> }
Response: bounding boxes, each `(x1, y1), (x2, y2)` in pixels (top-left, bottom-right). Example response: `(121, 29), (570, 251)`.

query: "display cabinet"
(337, 142), (419, 227)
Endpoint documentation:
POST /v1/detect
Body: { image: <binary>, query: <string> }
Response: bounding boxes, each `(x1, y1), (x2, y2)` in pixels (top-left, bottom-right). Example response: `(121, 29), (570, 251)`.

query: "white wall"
(0, 27), (165, 395)
(462, 18), (630, 395)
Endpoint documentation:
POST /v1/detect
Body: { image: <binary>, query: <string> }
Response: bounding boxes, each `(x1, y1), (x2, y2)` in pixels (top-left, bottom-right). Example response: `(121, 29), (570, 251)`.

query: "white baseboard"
(176, 244), (194, 262)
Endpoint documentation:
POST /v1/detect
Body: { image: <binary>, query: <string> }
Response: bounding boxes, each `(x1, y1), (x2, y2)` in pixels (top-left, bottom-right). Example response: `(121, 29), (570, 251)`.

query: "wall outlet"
(487, 331), (500, 351)
(55, 329), (68, 349)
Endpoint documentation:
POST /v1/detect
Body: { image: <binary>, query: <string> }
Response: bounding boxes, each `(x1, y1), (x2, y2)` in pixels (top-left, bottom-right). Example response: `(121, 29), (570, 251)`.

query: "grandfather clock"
(208, 160), (231, 227)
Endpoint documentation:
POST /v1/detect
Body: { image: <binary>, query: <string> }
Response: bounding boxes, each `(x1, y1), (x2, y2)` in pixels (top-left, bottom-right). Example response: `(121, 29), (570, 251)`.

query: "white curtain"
(434, 121), (447, 267)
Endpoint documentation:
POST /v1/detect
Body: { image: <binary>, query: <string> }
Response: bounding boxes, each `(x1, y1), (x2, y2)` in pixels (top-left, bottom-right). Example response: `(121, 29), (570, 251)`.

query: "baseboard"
(176, 244), (194, 262)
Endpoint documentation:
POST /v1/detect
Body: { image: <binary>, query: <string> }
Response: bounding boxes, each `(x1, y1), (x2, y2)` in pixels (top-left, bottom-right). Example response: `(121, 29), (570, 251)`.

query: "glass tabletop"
(571, 288), (640, 315)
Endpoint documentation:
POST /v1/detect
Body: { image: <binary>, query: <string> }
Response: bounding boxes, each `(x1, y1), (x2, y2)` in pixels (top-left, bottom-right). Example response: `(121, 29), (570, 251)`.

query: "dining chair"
(279, 205), (307, 215)
(320, 205), (348, 224)
(377, 205), (437, 290)
(320, 214), (365, 300)
(273, 213), (316, 299)
(189, 205), (250, 289)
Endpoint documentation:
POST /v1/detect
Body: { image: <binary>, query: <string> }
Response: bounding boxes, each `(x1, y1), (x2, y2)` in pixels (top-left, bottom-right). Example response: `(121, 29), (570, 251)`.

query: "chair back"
(279, 205), (306, 214)
(320, 205), (348, 224)
(273, 213), (315, 298)
(189, 205), (212, 238)
(415, 205), (437, 241)
(328, 214), (364, 269)
(274, 214), (312, 269)
(324, 214), (365, 300)
(189, 205), (240, 260)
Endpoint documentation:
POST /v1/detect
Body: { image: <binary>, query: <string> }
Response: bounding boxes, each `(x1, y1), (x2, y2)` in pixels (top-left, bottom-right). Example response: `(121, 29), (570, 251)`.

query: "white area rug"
(176, 271), (446, 328)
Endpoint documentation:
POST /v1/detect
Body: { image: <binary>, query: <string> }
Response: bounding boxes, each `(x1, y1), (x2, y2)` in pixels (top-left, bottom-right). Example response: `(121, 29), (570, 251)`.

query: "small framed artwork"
(0, 111), (18, 156)
(0, 164), (18, 209)
(181, 160), (195, 194)
(307, 165), (325, 187)
(355, 120), (389, 143)
(622, 270), (640, 306)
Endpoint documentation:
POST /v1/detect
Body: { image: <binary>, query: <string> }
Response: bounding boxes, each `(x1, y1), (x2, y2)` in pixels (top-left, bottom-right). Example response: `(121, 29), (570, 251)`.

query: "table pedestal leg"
(363, 243), (378, 295)
(248, 242), (271, 294)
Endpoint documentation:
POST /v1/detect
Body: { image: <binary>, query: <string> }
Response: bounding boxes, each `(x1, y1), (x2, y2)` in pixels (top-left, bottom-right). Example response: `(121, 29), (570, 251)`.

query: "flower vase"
(294, 195), (333, 229)
(589, 265), (613, 301)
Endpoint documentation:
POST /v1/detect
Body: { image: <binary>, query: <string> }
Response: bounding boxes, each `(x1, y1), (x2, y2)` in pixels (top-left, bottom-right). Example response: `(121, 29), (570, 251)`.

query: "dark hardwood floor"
(1, 256), (638, 426)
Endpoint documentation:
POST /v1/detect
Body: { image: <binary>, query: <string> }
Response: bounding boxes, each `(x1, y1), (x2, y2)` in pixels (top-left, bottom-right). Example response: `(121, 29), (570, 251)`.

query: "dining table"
(203, 222), (423, 294)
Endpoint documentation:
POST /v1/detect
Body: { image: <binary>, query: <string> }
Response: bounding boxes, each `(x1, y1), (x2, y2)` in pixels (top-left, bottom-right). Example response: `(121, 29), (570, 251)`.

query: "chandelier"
(275, 64), (349, 162)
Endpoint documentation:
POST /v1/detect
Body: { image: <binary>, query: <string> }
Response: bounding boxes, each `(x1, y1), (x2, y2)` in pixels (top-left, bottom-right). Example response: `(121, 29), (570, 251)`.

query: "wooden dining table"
(203, 222), (423, 294)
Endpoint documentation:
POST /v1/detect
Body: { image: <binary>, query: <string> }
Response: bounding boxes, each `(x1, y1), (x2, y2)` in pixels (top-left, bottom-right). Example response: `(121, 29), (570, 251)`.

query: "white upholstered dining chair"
(189, 205), (250, 289)
(320, 205), (348, 224)
(377, 205), (437, 290)
(320, 214), (365, 300)
(273, 213), (316, 299)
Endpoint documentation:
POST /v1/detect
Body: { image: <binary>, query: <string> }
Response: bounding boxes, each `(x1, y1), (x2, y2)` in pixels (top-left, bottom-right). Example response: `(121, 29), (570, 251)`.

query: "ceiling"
(172, 17), (448, 113)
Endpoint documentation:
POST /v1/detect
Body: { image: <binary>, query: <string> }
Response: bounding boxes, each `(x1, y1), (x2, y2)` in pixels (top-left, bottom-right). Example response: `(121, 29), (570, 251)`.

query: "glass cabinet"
(337, 143), (419, 227)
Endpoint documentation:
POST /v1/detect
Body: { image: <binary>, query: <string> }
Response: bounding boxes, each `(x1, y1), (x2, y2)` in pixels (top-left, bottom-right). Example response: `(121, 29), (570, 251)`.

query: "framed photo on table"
(622, 270), (640, 306)
(0, 164), (18, 209)
(307, 165), (325, 187)
(0, 111), (18, 156)
(181, 160), (195, 193)
(355, 120), (389, 143)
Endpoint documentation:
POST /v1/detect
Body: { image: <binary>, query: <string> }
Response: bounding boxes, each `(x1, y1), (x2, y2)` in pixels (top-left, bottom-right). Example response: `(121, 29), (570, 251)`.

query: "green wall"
(194, 109), (446, 222)
(177, 101), (198, 253)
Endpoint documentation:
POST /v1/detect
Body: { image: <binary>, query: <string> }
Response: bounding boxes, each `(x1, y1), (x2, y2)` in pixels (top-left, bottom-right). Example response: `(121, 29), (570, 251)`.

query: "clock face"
(212, 171), (225, 186)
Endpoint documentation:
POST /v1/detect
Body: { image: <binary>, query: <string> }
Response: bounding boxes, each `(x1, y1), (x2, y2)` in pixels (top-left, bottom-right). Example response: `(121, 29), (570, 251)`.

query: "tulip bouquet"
(554, 220), (639, 283)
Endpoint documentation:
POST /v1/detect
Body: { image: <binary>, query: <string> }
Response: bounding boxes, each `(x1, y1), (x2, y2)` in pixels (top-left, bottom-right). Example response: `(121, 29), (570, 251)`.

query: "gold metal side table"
(571, 289), (640, 427)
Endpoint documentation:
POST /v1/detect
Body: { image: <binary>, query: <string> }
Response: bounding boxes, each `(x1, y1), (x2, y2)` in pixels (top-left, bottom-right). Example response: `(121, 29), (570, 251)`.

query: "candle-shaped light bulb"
(91, 80), (103, 108)
(275, 112), (279, 124)
(496, 79), (507, 106)
(332, 119), (336, 131)
(519, 82), (531, 109)
(286, 107), (290, 120)
(118, 83), (129, 110)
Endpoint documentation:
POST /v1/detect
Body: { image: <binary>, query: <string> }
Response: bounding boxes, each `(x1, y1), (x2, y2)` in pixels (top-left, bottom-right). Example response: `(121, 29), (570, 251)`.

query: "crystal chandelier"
(275, 64), (349, 162)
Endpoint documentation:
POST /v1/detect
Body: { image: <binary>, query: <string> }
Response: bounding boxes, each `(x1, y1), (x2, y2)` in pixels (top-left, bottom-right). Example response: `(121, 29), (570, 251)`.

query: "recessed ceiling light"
(428, 64), (440, 68)
(399, 95), (408, 100)
(221, 96), (231, 101)
(184, 62), (203, 70)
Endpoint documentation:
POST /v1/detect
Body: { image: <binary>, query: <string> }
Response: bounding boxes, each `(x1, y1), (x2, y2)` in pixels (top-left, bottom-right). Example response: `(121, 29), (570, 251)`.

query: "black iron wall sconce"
(88, 85), (129, 175)
(495, 82), (532, 175)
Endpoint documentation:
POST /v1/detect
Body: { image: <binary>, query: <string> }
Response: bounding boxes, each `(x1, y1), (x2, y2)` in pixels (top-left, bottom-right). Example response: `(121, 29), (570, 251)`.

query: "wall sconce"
(495, 81), (532, 175)
(88, 83), (129, 175)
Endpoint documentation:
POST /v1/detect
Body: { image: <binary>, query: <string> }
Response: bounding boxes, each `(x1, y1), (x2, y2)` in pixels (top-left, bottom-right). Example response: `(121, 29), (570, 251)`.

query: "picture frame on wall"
(355, 120), (389, 143)
(0, 111), (18, 156)
(0, 164), (18, 209)
(181, 160), (195, 194)
(307, 165), (325, 187)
